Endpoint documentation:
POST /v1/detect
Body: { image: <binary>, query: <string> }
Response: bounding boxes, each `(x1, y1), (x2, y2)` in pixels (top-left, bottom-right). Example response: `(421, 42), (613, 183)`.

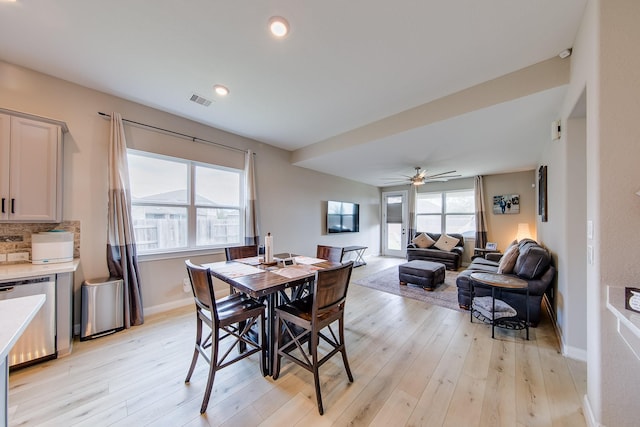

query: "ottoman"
(399, 260), (446, 291)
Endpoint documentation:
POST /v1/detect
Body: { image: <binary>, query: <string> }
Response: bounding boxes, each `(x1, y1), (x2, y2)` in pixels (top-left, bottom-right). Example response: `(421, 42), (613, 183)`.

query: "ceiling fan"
(387, 167), (461, 186)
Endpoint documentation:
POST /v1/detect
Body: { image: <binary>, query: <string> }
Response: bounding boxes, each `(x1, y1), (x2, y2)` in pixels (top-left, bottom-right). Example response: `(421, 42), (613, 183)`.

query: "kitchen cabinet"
(0, 112), (64, 222)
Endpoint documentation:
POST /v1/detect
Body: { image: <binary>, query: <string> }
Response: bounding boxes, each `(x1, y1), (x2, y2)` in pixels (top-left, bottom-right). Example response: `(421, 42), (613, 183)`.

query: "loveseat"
(406, 232), (465, 270)
(455, 239), (555, 326)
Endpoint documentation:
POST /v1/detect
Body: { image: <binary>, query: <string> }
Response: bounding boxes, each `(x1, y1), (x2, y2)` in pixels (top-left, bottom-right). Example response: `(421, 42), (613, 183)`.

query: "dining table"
(203, 254), (339, 376)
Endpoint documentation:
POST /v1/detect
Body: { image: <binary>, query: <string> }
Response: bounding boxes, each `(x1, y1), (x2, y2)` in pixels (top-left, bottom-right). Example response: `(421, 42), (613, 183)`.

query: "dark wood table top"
(203, 256), (339, 298)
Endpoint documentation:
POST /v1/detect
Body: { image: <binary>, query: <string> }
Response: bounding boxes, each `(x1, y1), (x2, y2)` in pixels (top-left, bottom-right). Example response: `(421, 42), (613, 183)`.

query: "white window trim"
(128, 149), (245, 255)
(416, 189), (475, 235)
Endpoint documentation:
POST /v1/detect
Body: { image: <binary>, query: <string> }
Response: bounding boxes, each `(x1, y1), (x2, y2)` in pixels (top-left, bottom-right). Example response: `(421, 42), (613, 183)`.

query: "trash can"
(81, 277), (124, 340)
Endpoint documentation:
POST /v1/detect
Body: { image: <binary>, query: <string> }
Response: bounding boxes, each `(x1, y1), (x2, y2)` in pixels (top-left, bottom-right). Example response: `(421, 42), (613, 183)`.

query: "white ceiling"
(0, 0), (587, 187)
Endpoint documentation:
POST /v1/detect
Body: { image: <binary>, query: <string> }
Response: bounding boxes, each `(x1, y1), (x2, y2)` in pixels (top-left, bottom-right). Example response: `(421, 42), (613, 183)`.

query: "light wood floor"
(8, 256), (587, 426)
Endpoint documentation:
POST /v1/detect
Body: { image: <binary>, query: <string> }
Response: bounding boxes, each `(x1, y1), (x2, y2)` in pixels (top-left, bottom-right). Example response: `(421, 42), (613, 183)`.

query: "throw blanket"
(472, 296), (517, 320)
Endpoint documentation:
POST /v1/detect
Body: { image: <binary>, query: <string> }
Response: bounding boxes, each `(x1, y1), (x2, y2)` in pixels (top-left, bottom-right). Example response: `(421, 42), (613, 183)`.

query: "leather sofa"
(406, 232), (465, 270)
(455, 239), (555, 326)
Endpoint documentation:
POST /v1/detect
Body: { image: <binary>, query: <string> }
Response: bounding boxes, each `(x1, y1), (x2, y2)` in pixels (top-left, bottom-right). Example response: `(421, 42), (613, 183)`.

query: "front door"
(382, 190), (408, 257)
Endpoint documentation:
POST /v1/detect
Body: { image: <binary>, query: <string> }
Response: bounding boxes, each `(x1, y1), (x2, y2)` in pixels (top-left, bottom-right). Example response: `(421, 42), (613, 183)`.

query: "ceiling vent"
(189, 93), (213, 107)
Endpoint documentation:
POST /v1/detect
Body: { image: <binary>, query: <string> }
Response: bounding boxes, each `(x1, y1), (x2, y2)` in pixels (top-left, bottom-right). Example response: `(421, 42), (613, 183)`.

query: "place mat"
(203, 262), (265, 278)
(293, 256), (327, 265)
(272, 264), (322, 279)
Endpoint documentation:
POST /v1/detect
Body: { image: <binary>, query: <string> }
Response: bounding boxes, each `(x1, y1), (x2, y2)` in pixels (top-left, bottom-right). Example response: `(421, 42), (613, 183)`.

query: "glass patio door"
(382, 190), (408, 257)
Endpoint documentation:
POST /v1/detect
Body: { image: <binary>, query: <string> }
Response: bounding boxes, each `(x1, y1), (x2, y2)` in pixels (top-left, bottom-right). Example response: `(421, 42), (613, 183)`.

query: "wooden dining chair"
(184, 260), (266, 414)
(316, 245), (344, 263)
(272, 260), (355, 415)
(225, 244), (258, 261)
(224, 244), (258, 294)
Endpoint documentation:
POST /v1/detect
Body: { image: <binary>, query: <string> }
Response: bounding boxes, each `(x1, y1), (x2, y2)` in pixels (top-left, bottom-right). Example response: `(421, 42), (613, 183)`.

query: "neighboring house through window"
(416, 189), (475, 239)
(127, 150), (243, 254)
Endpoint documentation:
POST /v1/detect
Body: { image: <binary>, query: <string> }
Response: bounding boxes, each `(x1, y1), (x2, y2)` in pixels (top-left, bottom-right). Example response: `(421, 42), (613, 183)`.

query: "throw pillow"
(497, 244), (519, 274)
(412, 233), (435, 248)
(434, 234), (460, 252)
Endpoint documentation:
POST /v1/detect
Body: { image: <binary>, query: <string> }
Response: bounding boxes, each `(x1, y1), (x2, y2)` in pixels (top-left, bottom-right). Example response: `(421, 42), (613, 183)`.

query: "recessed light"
(213, 85), (229, 96)
(268, 16), (289, 38)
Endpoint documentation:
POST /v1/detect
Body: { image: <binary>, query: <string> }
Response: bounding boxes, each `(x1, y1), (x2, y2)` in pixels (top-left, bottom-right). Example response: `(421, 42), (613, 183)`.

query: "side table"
(472, 248), (501, 260)
(469, 272), (529, 340)
(341, 246), (367, 267)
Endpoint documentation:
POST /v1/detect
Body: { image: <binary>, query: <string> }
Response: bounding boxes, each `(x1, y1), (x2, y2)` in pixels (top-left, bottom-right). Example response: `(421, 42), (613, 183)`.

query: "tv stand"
(341, 246), (367, 267)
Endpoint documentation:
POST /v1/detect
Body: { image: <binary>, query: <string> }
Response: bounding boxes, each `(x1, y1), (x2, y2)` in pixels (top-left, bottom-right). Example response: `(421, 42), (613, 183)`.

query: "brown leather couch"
(455, 239), (555, 326)
(406, 232), (465, 270)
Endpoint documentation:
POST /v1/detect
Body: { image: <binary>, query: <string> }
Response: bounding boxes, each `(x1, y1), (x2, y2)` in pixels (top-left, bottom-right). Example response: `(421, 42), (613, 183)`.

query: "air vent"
(189, 93), (213, 107)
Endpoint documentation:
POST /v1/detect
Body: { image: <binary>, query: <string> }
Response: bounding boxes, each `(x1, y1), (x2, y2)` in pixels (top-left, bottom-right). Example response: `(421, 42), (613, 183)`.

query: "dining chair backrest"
(312, 260), (354, 317)
(225, 244), (258, 261)
(316, 245), (344, 263)
(185, 260), (218, 323)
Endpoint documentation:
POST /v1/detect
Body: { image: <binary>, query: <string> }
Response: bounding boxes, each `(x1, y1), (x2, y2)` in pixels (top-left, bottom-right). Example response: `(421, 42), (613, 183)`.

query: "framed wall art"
(492, 194), (520, 214)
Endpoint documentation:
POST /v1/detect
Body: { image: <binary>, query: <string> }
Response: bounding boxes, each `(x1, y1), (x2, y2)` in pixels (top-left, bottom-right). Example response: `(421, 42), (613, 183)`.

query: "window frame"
(127, 149), (245, 257)
(416, 189), (476, 238)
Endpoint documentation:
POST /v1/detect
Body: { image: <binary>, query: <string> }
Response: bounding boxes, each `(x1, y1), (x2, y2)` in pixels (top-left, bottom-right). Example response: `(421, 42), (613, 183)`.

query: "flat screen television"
(327, 200), (360, 233)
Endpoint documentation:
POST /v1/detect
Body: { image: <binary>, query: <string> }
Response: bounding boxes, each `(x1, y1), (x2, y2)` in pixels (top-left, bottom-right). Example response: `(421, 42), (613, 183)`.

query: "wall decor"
(538, 165), (548, 222)
(492, 194), (520, 214)
(625, 287), (640, 313)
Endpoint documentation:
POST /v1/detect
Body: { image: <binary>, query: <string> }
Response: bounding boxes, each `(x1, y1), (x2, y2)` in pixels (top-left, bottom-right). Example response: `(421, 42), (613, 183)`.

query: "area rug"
(353, 266), (463, 312)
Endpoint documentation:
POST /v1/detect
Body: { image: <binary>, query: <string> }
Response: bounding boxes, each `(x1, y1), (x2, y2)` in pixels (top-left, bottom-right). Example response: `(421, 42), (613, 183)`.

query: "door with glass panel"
(382, 190), (408, 257)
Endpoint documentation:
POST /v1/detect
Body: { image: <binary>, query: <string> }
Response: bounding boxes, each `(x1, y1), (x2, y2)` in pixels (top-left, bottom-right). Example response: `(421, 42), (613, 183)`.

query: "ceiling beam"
(291, 56), (570, 165)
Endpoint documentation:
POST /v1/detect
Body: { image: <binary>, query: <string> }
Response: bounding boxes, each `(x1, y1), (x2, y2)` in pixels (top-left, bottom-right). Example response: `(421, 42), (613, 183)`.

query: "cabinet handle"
(1, 198), (4, 213)
(11, 198), (15, 214)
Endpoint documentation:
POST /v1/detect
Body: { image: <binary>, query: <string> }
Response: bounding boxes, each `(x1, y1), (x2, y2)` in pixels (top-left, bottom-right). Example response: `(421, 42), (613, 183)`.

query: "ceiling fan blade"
(425, 170), (457, 179)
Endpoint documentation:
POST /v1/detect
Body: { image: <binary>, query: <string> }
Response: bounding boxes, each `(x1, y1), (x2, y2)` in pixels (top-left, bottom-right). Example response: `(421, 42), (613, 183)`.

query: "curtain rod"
(97, 111), (250, 154)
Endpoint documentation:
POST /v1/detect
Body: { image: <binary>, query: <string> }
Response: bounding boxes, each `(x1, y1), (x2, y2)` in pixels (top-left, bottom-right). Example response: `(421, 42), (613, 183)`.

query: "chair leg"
(272, 316), (282, 379)
(311, 329), (324, 415)
(339, 317), (354, 382)
(200, 328), (219, 414)
(185, 315), (202, 383)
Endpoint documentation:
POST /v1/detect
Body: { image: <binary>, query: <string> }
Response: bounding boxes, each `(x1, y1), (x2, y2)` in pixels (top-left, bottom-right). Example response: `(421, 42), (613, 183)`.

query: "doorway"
(382, 190), (408, 257)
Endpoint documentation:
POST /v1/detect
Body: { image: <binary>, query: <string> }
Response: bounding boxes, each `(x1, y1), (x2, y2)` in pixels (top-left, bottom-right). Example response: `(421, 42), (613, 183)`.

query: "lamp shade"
(515, 223), (532, 242)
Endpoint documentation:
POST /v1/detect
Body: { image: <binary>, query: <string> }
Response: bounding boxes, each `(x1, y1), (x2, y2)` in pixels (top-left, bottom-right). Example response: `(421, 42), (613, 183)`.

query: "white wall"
(547, 1), (640, 425)
(0, 60), (381, 323)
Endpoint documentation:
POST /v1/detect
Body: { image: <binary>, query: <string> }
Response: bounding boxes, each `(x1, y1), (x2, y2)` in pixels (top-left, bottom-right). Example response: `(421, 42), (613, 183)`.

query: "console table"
(341, 246), (367, 267)
(470, 272), (529, 340)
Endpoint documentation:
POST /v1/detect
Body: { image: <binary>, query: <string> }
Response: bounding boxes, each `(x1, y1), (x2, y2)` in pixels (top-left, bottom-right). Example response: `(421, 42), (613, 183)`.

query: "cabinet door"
(0, 114), (9, 220)
(9, 116), (61, 221)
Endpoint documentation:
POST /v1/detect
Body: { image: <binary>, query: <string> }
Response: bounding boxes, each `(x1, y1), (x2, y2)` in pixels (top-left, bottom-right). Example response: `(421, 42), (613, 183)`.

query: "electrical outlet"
(0, 254), (6, 262)
(7, 252), (29, 262)
(183, 277), (191, 293)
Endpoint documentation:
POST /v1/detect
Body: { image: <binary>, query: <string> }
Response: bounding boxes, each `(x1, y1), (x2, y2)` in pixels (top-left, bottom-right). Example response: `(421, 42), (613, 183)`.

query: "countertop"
(0, 294), (45, 360)
(0, 259), (79, 282)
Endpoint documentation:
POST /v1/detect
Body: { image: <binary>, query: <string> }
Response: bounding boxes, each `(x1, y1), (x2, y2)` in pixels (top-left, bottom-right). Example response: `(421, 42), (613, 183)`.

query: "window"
(416, 189), (475, 238)
(127, 150), (243, 254)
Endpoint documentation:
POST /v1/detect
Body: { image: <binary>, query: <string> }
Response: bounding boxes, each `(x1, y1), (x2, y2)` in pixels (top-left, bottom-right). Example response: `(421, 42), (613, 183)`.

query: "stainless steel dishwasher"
(0, 275), (56, 368)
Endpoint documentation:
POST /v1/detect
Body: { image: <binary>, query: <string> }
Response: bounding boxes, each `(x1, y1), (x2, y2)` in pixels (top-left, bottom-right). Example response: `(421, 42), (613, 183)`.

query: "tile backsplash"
(0, 220), (80, 264)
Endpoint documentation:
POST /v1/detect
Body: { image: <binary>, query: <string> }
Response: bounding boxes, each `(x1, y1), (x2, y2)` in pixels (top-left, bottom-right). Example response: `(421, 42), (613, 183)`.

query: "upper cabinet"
(0, 111), (65, 222)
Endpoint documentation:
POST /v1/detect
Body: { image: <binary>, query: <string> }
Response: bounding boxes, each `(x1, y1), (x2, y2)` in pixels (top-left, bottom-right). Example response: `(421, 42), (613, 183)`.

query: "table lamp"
(515, 223), (532, 242)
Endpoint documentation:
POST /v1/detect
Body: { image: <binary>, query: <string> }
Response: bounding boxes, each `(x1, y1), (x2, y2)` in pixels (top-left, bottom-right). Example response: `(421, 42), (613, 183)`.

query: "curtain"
(107, 112), (144, 328)
(244, 150), (260, 245)
(407, 185), (417, 245)
(474, 175), (488, 249)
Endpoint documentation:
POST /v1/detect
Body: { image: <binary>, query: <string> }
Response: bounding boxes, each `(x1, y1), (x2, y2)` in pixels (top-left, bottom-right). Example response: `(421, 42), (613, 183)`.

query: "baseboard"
(73, 298), (193, 336)
(544, 294), (587, 361)
(583, 394), (604, 427)
(144, 297), (192, 316)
